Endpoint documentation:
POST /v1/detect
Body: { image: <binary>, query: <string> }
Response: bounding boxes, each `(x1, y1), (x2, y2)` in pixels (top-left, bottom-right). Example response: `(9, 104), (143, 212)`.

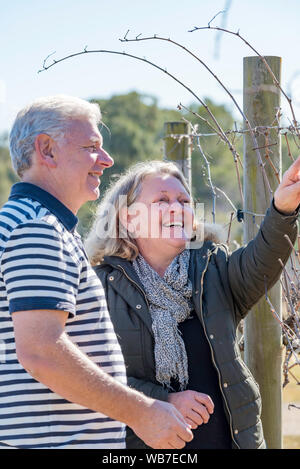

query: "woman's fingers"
(167, 390), (215, 431)
(162, 434), (187, 450)
(188, 405), (209, 424)
(186, 410), (204, 428)
(194, 392), (214, 414)
(185, 416), (199, 429)
(185, 393), (214, 428)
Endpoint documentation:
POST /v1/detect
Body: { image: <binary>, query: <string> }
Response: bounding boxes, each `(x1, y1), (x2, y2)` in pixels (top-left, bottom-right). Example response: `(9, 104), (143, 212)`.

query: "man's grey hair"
(9, 95), (102, 177)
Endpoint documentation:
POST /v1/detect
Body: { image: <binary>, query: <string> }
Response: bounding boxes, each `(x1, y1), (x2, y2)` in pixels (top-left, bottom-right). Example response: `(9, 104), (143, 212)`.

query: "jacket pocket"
(240, 359), (261, 392)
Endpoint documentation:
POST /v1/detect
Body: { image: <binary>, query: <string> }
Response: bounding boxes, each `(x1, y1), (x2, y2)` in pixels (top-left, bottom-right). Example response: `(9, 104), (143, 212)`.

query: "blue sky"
(1, 0), (300, 133)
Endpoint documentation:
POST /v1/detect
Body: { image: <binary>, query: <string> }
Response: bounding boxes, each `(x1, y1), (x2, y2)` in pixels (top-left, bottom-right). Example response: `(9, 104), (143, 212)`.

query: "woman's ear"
(119, 207), (134, 235)
(119, 207), (128, 230)
(34, 134), (57, 168)
(190, 218), (197, 241)
(192, 214), (196, 232)
(119, 206), (139, 237)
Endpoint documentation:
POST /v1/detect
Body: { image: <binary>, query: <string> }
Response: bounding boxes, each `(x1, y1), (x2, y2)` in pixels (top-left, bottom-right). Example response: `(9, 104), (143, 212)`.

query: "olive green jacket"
(94, 202), (298, 449)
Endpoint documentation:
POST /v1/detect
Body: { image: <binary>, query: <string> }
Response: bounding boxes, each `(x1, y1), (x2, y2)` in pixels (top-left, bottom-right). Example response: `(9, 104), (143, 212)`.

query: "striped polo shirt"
(0, 182), (127, 449)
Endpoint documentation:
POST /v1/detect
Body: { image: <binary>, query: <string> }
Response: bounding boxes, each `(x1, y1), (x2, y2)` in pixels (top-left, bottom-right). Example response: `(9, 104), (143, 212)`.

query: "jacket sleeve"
(127, 376), (169, 401)
(227, 200), (298, 319)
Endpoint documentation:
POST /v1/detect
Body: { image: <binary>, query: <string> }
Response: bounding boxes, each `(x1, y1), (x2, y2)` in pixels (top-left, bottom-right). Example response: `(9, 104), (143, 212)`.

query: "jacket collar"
(102, 255), (145, 290)
(189, 243), (216, 316)
(101, 245), (215, 336)
(9, 182), (78, 233)
(103, 245), (215, 292)
(100, 255), (153, 335)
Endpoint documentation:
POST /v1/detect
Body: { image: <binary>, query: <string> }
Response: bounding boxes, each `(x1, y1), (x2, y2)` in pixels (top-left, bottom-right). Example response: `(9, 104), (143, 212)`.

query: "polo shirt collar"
(9, 182), (78, 232)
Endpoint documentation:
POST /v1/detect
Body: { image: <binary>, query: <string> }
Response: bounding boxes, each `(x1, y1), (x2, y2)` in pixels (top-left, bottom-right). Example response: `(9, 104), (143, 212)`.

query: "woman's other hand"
(274, 155), (300, 214)
(167, 390), (214, 429)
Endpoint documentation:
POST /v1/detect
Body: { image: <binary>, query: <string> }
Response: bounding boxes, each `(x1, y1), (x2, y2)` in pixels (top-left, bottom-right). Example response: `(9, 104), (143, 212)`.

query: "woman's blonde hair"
(85, 160), (192, 265)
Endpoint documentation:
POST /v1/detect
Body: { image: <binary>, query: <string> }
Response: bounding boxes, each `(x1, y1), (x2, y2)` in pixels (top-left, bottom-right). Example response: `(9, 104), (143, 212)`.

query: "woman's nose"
(169, 201), (183, 213)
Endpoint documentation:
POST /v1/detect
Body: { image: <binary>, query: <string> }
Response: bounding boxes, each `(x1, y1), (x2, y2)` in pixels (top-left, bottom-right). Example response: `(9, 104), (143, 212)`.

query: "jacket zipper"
(116, 264), (153, 375)
(118, 258), (241, 448)
(198, 250), (241, 449)
(116, 264), (150, 309)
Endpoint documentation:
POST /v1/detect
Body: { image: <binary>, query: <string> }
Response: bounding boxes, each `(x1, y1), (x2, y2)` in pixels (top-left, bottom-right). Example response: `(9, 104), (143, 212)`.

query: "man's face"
(53, 118), (113, 212)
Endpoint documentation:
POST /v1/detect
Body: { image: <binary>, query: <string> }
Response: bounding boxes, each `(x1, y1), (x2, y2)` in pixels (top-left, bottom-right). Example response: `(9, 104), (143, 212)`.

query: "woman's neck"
(137, 243), (182, 277)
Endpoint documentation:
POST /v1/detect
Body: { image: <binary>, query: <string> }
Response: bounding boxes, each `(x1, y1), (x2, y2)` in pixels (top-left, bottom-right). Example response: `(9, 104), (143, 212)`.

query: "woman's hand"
(274, 155), (300, 214)
(167, 390), (214, 429)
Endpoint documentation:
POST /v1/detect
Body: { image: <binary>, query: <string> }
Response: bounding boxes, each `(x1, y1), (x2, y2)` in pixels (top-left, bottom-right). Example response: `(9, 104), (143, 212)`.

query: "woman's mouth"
(162, 221), (186, 239)
(162, 222), (183, 228)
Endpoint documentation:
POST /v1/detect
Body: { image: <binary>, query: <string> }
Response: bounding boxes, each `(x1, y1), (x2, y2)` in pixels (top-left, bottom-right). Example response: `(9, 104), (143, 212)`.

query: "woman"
(85, 160), (299, 449)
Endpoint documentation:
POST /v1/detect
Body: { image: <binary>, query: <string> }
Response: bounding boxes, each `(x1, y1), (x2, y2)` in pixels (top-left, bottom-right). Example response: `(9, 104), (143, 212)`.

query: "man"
(0, 95), (193, 449)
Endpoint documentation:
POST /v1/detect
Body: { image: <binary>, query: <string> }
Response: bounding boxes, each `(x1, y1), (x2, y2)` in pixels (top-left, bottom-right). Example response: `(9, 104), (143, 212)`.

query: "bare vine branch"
(119, 31), (273, 198)
(189, 25), (300, 140)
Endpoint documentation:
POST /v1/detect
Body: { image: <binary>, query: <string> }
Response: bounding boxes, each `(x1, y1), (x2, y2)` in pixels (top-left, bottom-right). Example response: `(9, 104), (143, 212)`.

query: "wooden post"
(243, 56), (282, 448)
(163, 122), (192, 192)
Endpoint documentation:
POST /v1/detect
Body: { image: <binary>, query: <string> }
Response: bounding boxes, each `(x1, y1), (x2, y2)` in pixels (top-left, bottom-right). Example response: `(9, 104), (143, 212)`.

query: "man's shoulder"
(0, 197), (73, 254)
(1, 196), (68, 232)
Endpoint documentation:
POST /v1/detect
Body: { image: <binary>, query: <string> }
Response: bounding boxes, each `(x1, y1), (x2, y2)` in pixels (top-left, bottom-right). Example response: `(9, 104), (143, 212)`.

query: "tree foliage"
(0, 92), (297, 238)
(79, 93), (242, 236)
(0, 134), (18, 207)
(79, 92), (181, 236)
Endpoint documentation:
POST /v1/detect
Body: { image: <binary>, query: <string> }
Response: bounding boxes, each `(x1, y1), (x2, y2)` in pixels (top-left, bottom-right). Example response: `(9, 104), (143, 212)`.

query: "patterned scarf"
(132, 249), (193, 390)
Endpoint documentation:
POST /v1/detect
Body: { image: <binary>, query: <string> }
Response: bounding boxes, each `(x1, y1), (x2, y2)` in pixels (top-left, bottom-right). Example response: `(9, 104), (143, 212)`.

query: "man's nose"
(97, 148), (114, 168)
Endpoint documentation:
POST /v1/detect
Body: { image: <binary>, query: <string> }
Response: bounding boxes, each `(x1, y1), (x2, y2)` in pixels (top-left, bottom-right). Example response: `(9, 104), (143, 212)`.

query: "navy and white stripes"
(0, 185), (127, 449)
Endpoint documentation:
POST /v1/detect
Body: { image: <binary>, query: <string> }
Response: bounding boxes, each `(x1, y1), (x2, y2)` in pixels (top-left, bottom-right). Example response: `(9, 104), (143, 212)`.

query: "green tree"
(80, 93), (242, 236)
(0, 94), (296, 240)
(0, 134), (18, 207)
(78, 92), (180, 237)
(184, 98), (243, 213)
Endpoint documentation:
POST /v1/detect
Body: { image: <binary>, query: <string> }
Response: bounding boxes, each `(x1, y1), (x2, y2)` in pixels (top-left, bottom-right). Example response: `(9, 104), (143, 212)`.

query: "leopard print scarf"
(133, 249), (193, 390)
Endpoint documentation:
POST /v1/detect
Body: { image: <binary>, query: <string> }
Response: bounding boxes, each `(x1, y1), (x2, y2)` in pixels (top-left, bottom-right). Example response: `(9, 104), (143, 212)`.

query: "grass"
(283, 435), (300, 449)
(282, 360), (300, 449)
(283, 358), (300, 403)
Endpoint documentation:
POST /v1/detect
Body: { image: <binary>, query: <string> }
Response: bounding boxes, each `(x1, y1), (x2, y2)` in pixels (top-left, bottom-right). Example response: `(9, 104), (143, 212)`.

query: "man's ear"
(34, 134), (57, 168)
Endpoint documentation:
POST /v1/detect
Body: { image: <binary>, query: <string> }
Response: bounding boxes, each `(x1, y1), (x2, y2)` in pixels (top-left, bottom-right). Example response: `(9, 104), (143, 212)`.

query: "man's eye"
(83, 145), (97, 151)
